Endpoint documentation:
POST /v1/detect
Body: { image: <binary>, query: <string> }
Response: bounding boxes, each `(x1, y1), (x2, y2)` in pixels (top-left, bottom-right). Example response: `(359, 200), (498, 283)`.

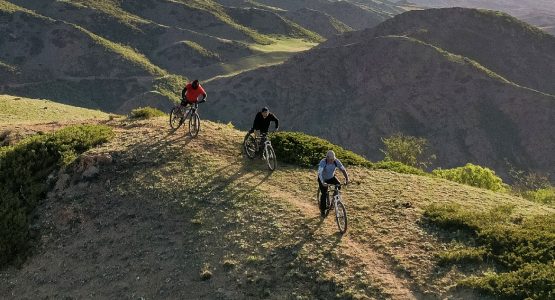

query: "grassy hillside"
(0, 114), (552, 298)
(0, 95), (109, 125)
(2, 0), (327, 111)
(374, 8), (555, 95)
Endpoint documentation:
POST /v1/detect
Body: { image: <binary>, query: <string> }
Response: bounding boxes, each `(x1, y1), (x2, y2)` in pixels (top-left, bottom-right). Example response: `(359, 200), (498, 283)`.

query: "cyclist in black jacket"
(248, 107), (279, 135)
(248, 107), (279, 153)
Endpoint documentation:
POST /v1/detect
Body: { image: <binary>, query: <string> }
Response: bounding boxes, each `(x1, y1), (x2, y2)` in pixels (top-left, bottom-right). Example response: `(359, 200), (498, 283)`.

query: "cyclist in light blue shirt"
(318, 150), (349, 217)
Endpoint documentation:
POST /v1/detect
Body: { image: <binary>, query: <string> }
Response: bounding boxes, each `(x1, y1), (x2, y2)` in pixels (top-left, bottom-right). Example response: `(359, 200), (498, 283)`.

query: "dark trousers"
(318, 176), (340, 214)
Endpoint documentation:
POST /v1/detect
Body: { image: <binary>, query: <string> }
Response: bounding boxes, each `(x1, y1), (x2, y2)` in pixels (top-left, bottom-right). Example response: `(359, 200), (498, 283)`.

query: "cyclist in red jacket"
(181, 79), (207, 106)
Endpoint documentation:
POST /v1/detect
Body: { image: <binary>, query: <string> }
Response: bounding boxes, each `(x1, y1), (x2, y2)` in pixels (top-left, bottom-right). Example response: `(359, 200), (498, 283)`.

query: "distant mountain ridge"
(1, 0), (407, 112)
(204, 8), (555, 180)
(403, 0), (555, 35)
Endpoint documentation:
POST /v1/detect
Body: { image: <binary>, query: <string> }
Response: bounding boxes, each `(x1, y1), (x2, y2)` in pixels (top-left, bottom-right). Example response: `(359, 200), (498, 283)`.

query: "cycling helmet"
(261, 107), (269, 112)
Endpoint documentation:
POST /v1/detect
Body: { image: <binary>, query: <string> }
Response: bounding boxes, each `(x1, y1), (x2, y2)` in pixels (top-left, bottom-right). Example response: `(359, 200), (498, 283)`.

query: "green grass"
(0, 95), (109, 125)
(152, 75), (188, 103)
(249, 38), (318, 53)
(183, 41), (220, 59)
(522, 188), (555, 206)
(129, 107), (166, 119)
(187, 0), (273, 45)
(77, 25), (167, 76)
(0, 125), (113, 266)
(0, 0), (29, 13)
(437, 246), (487, 266)
(279, 18), (324, 43)
(59, 0), (150, 29)
(424, 204), (555, 299)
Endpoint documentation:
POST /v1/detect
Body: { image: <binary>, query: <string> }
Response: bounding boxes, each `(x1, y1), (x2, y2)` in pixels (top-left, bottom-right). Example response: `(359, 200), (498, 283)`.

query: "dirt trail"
(251, 178), (419, 299)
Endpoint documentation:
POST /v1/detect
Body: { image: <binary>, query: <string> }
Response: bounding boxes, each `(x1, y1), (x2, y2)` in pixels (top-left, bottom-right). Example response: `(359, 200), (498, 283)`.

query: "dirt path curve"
(246, 173), (419, 299)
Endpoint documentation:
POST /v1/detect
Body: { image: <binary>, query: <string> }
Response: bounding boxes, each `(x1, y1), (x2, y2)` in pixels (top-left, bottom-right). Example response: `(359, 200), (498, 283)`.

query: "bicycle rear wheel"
(265, 145), (277, 171)
(335, 201), (347, 234)
(189, 112), (200, 137)
(169, 107), (184, 130)
(243, 134), (257, 159)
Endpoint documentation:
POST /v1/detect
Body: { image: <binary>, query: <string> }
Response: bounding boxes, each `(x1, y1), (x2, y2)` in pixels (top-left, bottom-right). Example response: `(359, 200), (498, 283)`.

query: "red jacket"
(182, 83), (206, 103)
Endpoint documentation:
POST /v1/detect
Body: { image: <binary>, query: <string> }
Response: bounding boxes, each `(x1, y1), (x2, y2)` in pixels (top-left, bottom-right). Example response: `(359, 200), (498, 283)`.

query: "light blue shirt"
(318, 158), (345, 182)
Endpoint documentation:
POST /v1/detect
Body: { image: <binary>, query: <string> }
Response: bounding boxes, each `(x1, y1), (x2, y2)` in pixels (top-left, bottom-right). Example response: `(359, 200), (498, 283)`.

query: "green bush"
(437, 247), (487, 266)
(460, 263), (555, 300)
(381, 133), (435, 169)
(129, 106), (166, 119)
(433, 163), (506, 192)
(269, 132), (424, 175)
(424, 204), (555, 299)
(269, 131), (371, 167)
(522, 188), (555, 205)
(0, 125), (113, 266)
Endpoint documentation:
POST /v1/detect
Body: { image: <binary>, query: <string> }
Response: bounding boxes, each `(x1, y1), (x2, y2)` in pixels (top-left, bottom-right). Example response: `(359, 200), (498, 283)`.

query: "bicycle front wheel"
(243, 134), (257, 159)
(170, 107), (184, 130)
(189, 113), (200, 137)
(265, 145), (277, 171)
(335, 201), (347, 234)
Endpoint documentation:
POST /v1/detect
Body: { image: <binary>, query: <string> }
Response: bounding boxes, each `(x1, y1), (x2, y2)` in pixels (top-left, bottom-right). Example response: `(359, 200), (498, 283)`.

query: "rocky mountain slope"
(1, 112), (552, 299)
(0, 0), (329, 112)
(204, 8), (555, 180)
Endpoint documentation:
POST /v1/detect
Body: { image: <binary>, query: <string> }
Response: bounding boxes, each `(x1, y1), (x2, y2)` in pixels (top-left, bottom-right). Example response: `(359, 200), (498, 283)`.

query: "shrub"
(270, 131), (371, 167)
(0, 125), (113, 266)
(129, 106), (166, 119)
(437, 247), (487, 266)
(433, 163), (505, 192)
(380, 133), (435, 169)
(459, 263), (555, 300)
(507, 165), (550, 194)
(269, 131), (425, 175)
(522, 188), (555, 205)
(424, 204), (555, 299)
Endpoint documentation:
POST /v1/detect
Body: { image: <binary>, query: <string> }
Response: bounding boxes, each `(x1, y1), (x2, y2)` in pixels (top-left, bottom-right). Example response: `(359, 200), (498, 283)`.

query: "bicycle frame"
(180, 103), (198, 119)
(326, 184), (342, 209)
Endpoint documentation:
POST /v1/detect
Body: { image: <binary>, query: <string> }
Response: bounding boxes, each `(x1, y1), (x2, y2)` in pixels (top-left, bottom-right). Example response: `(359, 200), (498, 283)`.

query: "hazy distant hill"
(372, 8), (555, 95)
(254, 0), (391, 30)
(204, 8), (555, 179)
(403, 0), (555, 35)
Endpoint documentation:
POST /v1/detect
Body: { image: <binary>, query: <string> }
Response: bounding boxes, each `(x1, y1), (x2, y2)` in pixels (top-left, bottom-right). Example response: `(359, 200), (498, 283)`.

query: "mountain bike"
(243, 131), (277, 171)
(317, 184), (348, 234)
(169, 102), (201, 137)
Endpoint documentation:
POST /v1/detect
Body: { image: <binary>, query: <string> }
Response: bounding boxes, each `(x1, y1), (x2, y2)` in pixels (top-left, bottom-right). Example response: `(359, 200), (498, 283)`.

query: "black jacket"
(251, 112), (279, 133)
